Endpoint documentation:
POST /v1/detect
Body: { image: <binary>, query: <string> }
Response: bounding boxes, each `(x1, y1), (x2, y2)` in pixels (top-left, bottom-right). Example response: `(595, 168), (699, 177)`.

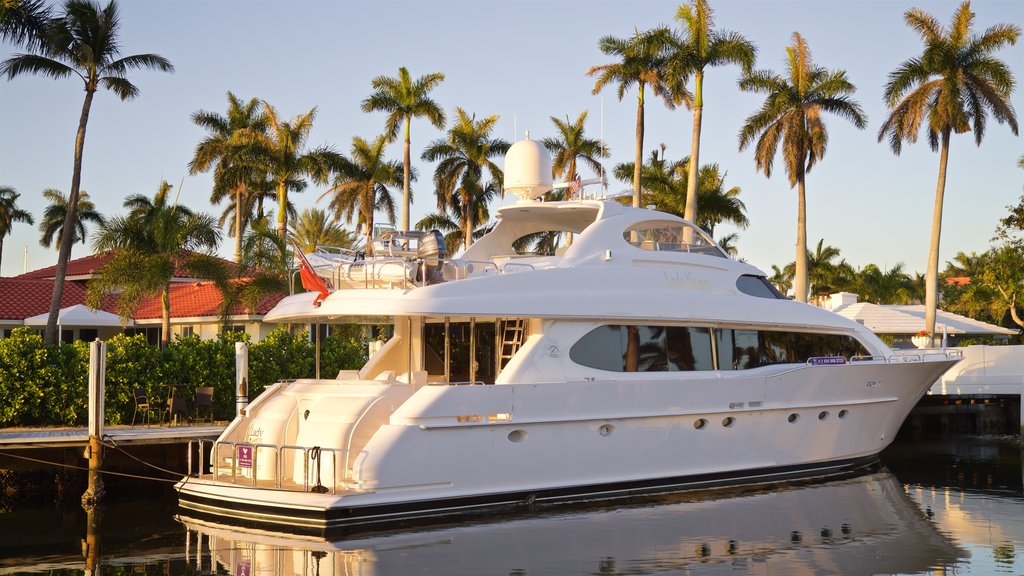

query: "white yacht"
(176, 136), (959, 532)
(179, 471), (962, 574)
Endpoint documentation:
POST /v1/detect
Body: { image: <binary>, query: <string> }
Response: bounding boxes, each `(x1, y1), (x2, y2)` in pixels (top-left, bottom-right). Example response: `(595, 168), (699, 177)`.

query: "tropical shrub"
(0, 326), (367, 427)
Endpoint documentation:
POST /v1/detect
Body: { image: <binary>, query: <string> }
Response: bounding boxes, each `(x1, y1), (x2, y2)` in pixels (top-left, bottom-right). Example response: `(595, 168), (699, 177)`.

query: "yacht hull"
(176, 358), (957, 533)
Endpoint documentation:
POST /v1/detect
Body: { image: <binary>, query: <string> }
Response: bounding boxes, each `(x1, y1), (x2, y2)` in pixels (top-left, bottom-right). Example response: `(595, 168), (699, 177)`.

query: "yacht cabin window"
(623, 220), (725, 257)
(570, 325), (868, 372)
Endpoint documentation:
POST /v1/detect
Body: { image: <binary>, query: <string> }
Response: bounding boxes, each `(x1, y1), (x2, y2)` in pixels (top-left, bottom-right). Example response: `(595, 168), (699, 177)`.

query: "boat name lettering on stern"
(248, 426), (264, 444)
(664, 271), (711, 291)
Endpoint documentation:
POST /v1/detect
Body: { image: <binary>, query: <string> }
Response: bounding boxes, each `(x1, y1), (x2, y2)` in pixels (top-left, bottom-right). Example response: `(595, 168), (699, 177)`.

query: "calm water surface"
(1, 434), (1021, 575)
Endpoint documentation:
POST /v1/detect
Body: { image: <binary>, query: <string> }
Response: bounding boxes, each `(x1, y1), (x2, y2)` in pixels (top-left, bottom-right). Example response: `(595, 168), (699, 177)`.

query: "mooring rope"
(0, 450), (182, 484)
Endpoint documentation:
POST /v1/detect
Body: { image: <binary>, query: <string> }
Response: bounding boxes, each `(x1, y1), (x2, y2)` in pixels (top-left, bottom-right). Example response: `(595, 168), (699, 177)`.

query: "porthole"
(507, 430), (527, 443)
(599, 424), (615, 437)
(788, 413), (800, 423)
(818, 411), (830, 421)
(694, 418), (708, 430)
(838, 409), (849, 419)
(722, 416), (735, 428)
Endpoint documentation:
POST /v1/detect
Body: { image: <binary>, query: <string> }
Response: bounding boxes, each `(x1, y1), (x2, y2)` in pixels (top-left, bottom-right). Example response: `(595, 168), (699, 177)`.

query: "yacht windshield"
(623, 220), (725, 257)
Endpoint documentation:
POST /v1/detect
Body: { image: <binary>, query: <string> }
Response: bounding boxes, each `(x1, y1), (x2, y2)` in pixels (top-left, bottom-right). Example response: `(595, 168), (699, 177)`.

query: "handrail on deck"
(190, 439), (344, 494)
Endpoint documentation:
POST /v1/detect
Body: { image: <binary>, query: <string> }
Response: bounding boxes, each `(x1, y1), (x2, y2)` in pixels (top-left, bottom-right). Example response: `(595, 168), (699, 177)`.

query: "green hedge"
(0, 326), (367, 427)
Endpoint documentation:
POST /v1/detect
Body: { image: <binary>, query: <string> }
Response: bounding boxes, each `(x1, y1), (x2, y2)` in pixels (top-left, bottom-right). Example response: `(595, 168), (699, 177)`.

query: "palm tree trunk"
(463, 192), (473, 252)
(0, 238), (4, 273)
(633, 84), (645, 209)
(276, 180), (287, 239)
(684, 71), (704, 232)
(161, 285), (171, 349)
(365, 183), (375, 251)
(234, 185), (242, 262)
(45, 89), (94, 345)
(402, 116), (411, 232)
(925, 130), (951, 340)
(794, 170), (809, 304)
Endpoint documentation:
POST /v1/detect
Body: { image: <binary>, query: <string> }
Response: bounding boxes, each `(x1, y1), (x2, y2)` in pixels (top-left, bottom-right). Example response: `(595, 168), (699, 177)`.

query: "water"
(1, 435), (1021, 575)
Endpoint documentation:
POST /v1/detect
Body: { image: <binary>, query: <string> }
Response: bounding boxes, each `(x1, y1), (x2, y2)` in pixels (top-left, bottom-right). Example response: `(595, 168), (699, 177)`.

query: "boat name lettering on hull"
(664, 271), (711, 291)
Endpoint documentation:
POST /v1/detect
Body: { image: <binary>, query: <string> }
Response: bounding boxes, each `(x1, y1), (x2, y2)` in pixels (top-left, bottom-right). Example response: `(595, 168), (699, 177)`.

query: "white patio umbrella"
(23, 304), (133, 342)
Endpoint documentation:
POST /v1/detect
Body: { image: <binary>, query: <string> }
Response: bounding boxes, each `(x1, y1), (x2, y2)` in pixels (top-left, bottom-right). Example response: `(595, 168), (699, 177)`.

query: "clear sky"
(1, 0), (1022, 279)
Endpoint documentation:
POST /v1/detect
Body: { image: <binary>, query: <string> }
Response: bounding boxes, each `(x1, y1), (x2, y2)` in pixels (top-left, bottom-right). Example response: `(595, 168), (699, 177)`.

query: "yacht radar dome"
(503, 131), (553, 200)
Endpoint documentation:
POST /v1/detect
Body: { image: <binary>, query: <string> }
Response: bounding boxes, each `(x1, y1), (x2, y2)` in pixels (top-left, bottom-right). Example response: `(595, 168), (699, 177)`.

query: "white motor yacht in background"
(176, 134), (960, 532)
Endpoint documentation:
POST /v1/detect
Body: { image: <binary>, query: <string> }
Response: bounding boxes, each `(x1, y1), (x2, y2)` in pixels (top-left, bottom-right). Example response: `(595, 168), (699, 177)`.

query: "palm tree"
(541, 110), (610, 198)
(189, 91), (268, 262)
(234, 222), (291, 312)
(1, 0), (173, 345)
(361, 66), (446, 232)
(588, 27), (679, 208)
(878, 1), (1019, 339)
(320, 135), (402, 249)
(38, 188), (103, 250)
(768, 264), (792, 296)
(0, 0), (50, 49)
(614, 149), (748, 236)
(292, 207), (359, 254)
(87, 181), (221, 348)
(244, 101), (340, 239)
(670, 0), (755, 229)
(422, 108), (510, 252)
(738, 32), (866, 303)
(854, 262), (913, 305)
(0, 185), (34, 272)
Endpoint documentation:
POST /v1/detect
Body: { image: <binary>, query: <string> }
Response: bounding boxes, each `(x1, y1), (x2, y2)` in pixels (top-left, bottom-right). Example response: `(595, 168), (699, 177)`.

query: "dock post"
(82, 339), (106, 575)
(236, 342), (249, 416)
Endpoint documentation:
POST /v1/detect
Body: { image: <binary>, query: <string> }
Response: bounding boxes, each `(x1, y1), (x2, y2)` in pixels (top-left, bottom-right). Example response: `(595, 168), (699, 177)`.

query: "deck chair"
(194, 387), (214, 423)
(131, 388), (155, 426)
(165, 393), (189, 426)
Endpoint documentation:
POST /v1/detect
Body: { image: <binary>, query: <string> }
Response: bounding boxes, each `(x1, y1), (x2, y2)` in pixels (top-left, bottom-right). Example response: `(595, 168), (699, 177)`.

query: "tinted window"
(736, 275), (786, 299)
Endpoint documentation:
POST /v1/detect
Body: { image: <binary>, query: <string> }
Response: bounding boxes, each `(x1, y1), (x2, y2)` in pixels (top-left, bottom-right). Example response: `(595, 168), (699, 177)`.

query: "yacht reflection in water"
(179, 470), (963, 575)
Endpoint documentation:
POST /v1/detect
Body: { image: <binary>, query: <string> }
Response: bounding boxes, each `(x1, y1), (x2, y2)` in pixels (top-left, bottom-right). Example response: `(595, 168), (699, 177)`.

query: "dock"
(0, 424), (226, 479)
(0, 424), (224, 450)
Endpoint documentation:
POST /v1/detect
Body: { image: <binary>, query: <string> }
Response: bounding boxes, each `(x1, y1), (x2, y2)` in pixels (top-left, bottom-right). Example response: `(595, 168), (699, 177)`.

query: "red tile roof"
(1, 278), (284, 322)
(17, 250), (237, 280)
(0, 278), (89, 320)
(130, 280), (285, 320)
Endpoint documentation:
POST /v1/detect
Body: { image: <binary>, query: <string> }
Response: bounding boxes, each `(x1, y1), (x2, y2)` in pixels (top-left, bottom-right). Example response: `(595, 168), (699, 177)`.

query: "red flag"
(292, 242), (331, 306)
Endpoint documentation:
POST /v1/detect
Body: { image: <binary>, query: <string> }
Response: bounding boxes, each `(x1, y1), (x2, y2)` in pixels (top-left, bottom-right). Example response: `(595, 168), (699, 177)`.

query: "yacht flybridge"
(176, 135), (959, 533)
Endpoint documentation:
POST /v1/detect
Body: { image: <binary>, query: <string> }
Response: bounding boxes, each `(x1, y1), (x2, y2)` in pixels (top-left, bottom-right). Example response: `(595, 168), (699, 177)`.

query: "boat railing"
(188, 439), (346, 494)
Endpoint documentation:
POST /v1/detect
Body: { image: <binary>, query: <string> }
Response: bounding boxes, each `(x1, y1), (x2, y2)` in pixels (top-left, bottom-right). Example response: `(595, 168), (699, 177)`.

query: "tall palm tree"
(87, 181), (221, 348)
(1, 0), (173, 344)
(670, 0), (755, 229)
(189, 92), (268, 262)
(320, 135), (401, 249)
(738, 32), (866, 303)
(244, 101), (340, 239)
(38, 188), (103, 249)
(0, 0), (50, 49)
(422, 108), (510, 252)
(541, 110), (610, 198)
(878, 1), (1019, 339)
(361, 66), (446, 232)
(0, 185), (34, 272)
(588, 27), (679, 208)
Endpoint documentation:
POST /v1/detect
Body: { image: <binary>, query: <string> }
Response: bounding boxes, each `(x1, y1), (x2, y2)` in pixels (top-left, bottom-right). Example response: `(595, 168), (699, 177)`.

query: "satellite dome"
(503, 131), (553, 200)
